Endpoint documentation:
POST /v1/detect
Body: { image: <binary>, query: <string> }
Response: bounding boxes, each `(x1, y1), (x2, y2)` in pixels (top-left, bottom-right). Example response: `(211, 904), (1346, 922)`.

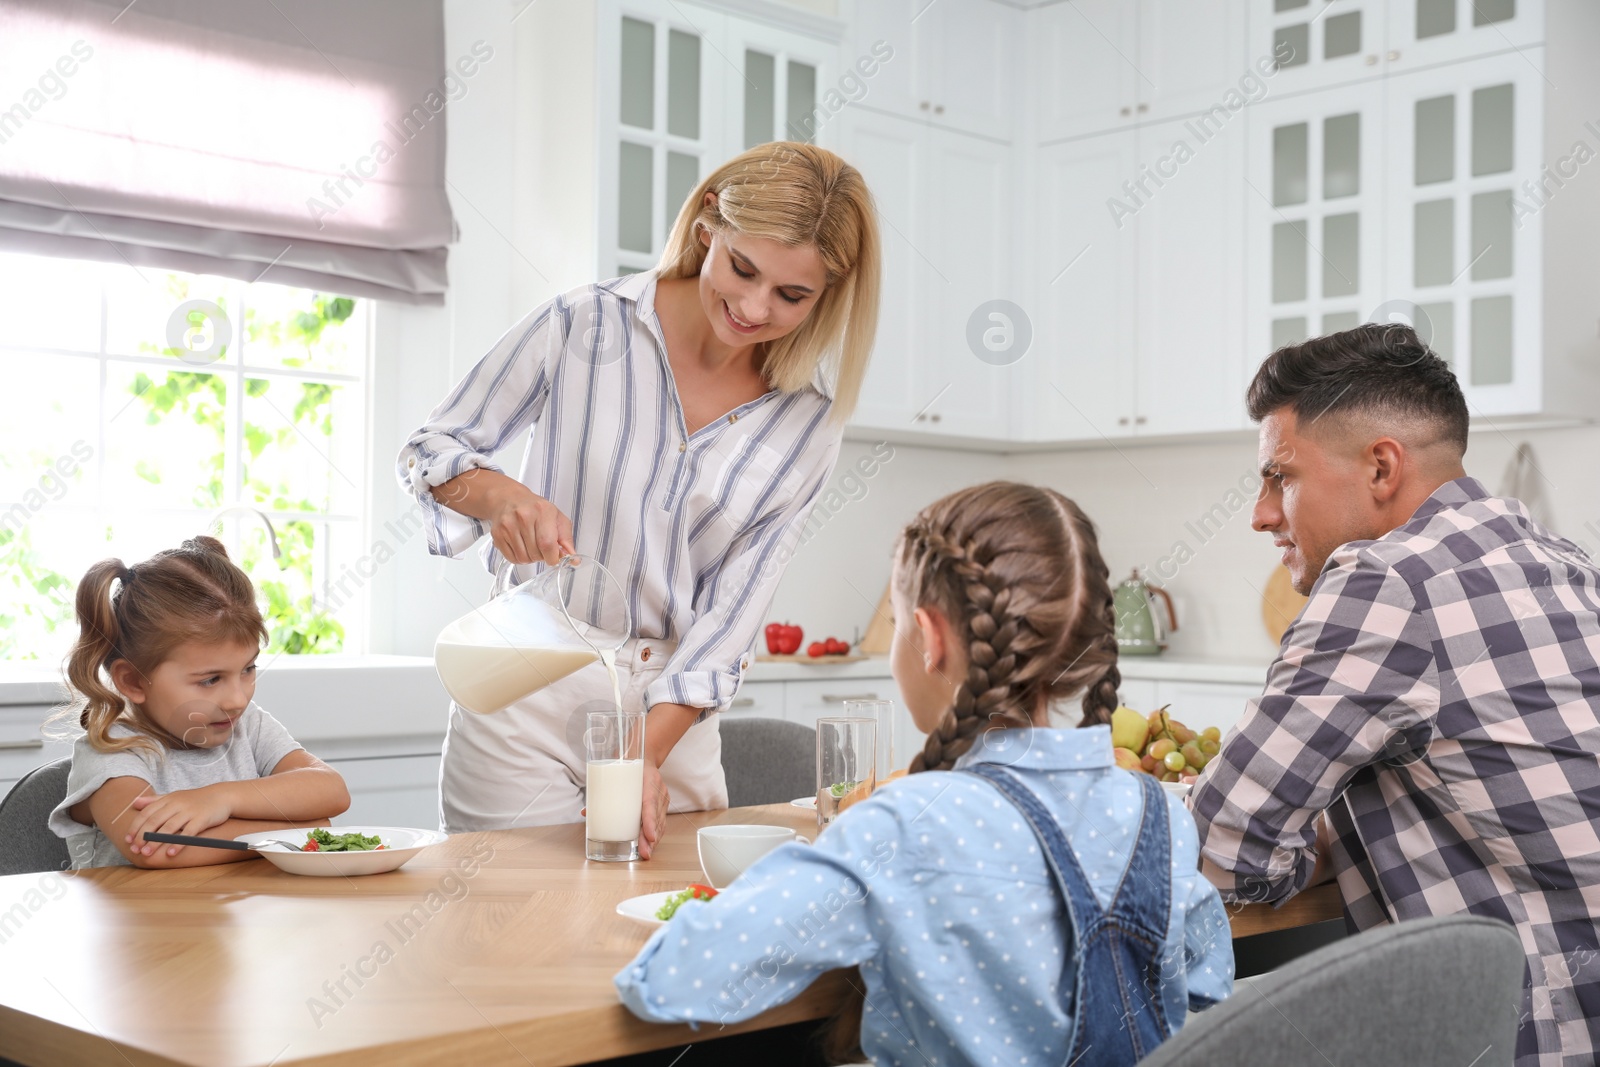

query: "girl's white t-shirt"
(47, 703), (303, 869)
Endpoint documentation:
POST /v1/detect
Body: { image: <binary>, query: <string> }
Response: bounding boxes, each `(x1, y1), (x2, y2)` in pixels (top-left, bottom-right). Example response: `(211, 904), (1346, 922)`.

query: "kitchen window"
(0, 251), (369, 663)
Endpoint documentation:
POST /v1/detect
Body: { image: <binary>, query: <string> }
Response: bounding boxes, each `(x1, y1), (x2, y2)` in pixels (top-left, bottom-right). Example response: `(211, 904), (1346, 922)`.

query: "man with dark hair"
(1191, 324), (1600, 1066)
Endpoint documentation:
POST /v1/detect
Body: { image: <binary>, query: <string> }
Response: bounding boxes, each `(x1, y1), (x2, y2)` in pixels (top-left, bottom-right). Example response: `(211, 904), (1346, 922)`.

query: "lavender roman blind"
(0, 0), (459, 304)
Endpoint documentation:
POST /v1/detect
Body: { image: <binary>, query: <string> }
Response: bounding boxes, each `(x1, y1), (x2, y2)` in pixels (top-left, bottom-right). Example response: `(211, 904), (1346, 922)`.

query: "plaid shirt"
(1190, 477), (1600, 1067)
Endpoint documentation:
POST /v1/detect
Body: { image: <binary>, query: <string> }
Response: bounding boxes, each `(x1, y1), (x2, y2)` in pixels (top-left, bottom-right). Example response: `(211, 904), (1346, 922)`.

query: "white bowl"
(233, 826), (448, 877)
(1160, 781), (1192, 800)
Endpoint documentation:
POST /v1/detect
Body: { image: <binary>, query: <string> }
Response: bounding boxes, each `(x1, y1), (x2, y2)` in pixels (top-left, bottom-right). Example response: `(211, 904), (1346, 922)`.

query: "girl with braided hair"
(617, 482), (1232, 1064)
(47, 537), (350, 869)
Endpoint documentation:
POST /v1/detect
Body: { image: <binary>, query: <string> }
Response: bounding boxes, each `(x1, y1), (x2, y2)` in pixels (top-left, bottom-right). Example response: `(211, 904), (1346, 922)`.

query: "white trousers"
(437, 636), (728, 833)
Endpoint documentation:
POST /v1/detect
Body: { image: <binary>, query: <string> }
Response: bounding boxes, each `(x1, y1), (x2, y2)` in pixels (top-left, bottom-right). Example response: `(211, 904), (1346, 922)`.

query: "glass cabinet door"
(1249, 0), (1387, 93)
(1245, 80), (1385, 363)
(1385, 0), (1543, 71)
(724, 17), (831, 149)
(607, 3), (722, 277)
(1383, 52), (1542, 414)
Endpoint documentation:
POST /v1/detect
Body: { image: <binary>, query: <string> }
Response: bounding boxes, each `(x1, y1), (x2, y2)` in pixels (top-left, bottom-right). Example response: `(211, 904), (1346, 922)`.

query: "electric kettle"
(1113, 568), (1178, 656)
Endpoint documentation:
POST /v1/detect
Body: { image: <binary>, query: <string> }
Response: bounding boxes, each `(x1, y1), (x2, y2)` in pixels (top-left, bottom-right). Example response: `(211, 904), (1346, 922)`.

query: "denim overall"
(962, 763), (1174, 1065)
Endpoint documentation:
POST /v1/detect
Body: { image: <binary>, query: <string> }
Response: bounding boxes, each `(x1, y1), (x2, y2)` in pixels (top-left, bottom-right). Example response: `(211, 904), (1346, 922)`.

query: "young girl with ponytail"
(615, 482), (1232, 1065)
(47, 537), (350, 869)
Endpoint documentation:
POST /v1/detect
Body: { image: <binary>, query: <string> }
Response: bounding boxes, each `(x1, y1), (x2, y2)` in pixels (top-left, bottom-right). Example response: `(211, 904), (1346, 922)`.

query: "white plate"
(616, 890), (707, 928)
(1160, 781), (1192, 799)
(233, 826), (449, 877)
(789, 796), (817, 810)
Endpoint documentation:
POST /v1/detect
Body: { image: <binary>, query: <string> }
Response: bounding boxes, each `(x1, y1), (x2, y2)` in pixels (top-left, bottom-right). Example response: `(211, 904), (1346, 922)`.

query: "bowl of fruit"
(1109, 705), (1221, 797)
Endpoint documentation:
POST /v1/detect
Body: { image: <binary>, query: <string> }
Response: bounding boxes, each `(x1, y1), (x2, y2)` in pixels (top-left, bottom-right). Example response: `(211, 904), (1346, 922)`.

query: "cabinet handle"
(934, 104), (945, 115)
(730, 697), (756, 708)
(920, 100), (931, 110)
(1386, 49), (1400, 61)
(1118, 416), (1130, 426)
(1135, 415), (1147, 425)
(0, 739), (44, 751)
(821, 693), (880, 704)
(930, 413), (941, 423)
(1120, 106), (1132, 117)
(1136, 103), (1148, 113)
(1365, 54), (1379, 65)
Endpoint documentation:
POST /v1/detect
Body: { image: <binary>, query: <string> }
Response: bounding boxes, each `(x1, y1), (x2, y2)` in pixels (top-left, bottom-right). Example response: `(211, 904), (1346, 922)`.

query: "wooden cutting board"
(1261, 564), (1308, 644)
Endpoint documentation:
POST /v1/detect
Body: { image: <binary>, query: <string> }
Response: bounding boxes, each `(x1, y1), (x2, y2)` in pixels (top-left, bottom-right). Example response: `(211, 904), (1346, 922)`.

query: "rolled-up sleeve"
(644, 406), (842, 716)
(1188, 546), (1440, 904)
(395, 301), (567, 559)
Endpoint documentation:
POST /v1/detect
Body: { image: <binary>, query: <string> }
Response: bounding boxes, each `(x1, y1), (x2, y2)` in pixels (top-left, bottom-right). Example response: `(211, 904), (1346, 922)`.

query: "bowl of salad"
(233, 826), (449, 877)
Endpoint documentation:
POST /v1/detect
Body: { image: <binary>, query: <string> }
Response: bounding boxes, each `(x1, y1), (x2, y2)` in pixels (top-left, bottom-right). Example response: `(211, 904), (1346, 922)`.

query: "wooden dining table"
(0, 802), (1343, 1067)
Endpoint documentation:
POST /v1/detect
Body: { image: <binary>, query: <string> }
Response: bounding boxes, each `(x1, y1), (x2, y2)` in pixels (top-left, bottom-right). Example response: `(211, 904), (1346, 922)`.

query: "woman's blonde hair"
(55, 536), (267, 756)
(822, 481), (1122, 1063)
(657, 141), (880, 423)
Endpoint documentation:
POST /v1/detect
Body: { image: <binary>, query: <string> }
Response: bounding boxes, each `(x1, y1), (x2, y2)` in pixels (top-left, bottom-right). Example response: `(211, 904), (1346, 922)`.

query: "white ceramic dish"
(233, 826), (448, 877)
(1160, 781), (1192, 799)
(616, 890), (704, 928)
(789, 796), (817, 810)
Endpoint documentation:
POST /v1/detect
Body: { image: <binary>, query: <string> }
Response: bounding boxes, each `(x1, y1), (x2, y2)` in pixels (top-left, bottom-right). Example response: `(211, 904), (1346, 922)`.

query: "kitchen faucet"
(207, 505), (283, 567)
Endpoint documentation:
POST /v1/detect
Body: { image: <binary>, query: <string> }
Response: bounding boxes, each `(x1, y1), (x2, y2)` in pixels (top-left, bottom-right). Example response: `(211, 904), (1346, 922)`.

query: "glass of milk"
(584, 709), (646, 861)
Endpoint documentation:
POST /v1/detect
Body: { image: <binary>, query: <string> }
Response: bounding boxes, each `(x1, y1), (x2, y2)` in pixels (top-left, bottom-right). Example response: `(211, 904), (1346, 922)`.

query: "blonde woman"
(398, 143), (880, 855)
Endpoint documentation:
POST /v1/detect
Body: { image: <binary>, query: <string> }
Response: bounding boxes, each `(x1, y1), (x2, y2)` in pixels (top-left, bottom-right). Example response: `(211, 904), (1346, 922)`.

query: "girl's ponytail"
(62, 559), (159, 755)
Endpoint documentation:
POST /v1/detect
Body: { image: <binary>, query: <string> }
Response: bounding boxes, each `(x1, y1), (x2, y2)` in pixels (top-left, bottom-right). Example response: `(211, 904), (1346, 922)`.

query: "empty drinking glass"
(841, 699), (896, 785)
(816, 716), (875, 827)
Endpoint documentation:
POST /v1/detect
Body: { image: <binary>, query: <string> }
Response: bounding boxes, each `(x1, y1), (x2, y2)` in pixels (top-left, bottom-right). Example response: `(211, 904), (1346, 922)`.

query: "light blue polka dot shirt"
(615, 726), (1234, 1065)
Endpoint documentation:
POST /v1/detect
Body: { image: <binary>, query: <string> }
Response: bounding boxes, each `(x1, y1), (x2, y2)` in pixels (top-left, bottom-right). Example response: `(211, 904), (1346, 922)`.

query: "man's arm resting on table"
(1201, 812), (1337, 899)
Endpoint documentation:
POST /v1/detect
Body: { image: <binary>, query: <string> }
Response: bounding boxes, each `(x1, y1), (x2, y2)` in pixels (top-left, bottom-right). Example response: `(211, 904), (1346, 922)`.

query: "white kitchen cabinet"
(600, 0), (838, 277)
(1035, 0), (1244, 143)
(1381, 53), (1542, 415)
(1384, 0), (1542, 70)
(1245, 79), (1389, 362)
(1025, 131), (1141, 443)
(326, 752), (444, 830)
(1024, 111), (1247, 444)
(1151, 679), (1261, 737)
(1033, 0), (1138, 142)
(723, 16), (835, 149)
(1116, 678), (1162, 715)
(842, 0), (1019, 140)
(839, 109), (1013, 440)
(722, 680), (786, 719)
(1249, 0), (1388, 93)
(1133, 113), (1249, 436)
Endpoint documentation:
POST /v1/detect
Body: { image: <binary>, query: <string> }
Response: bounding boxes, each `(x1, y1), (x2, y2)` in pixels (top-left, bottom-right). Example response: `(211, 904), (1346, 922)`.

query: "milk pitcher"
(433, 555), (631, 715)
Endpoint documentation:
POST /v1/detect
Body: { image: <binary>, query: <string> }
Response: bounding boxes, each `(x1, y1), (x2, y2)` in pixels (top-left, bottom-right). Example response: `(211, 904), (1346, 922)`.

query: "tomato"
(836, 640), (850, 655)
(303, 840), (319, 852)
(688, 883), (719, 899)
(807, 641), (825, 657)
(824, 637), (845, 655)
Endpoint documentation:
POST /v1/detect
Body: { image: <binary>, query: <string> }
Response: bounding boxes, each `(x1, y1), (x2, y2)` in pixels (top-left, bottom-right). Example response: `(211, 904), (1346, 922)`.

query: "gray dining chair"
(0, 758), (72, 876)
(719, 717), (816, 808)
(1143, 913), (1526, 1067)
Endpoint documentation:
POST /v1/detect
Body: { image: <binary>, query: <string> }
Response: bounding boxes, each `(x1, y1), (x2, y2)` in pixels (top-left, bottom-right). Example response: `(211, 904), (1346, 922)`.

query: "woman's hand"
(432, 468), (575, 566)
(637, 759), (671, 860)
(126, 786), (233, 857)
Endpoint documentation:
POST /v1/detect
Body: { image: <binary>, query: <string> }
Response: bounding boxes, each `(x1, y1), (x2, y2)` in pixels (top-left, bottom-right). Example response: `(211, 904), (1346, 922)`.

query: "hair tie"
(120, 565), (136, 584)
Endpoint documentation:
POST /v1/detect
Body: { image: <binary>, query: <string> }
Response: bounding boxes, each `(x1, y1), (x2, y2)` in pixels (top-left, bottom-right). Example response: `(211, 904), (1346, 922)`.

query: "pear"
(1110, 705), (1149, 753)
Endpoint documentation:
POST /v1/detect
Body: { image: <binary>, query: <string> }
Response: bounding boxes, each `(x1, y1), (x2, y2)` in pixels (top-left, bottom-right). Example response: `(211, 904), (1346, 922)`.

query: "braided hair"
(821, 481), (1121, 1062)
(900, 482), (1121, 773)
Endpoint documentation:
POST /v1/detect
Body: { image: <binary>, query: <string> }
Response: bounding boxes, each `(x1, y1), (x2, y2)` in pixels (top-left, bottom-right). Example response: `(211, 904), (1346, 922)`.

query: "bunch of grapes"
(1110, 705), (1222, 782)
